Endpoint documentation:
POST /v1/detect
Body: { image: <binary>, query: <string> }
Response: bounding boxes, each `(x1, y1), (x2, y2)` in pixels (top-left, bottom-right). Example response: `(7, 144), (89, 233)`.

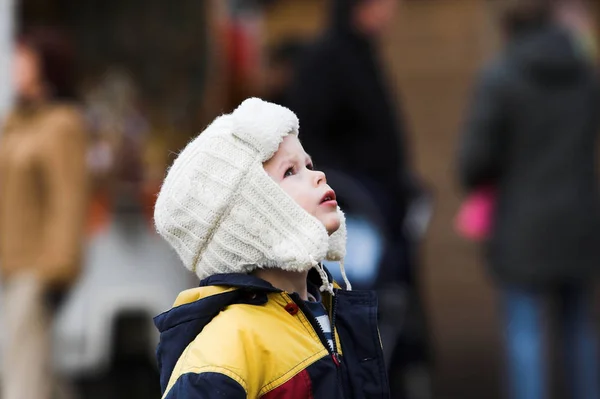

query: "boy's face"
(264, 135), (341, 235)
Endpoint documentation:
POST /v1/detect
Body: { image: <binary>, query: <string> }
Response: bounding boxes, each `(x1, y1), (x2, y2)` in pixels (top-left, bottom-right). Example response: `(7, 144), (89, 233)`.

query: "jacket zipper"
(329, 291), (348, 396)
(286, 292), (341, 366)
(287, 291), (346, 396)
(330, 292), (340, 365)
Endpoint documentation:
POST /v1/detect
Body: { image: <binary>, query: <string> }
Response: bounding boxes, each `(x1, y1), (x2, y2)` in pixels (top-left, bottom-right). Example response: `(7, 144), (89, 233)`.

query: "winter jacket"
(0, 102), (89, 288)
(154, 270), (390, 398)
(458, 25), (600, 287)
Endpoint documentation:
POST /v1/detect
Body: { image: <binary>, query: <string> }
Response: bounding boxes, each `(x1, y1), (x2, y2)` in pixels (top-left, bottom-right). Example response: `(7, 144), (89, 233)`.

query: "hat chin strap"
(320, 208), (351, 294)
(311, 257), (334, 296)
(312, 208), (352, 296)
(311, 259), (352, 296)
(338, 260), (352, 291)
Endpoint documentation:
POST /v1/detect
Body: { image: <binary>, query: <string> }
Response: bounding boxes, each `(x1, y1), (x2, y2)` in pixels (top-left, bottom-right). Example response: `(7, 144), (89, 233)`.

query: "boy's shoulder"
(186, 291), (324, 354)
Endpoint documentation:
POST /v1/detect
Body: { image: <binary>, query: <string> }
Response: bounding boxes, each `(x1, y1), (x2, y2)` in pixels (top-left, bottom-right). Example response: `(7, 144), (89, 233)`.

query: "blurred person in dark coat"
(0, 27), (88, 399)
(458, 1), (600, 398)
(287, 1), (431, 398)
(288, 0), (412, 258)
(264, 39), (306, 109)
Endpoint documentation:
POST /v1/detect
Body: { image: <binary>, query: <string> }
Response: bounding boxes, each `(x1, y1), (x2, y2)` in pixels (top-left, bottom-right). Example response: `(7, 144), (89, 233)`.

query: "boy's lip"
(320, 190), (337, 205)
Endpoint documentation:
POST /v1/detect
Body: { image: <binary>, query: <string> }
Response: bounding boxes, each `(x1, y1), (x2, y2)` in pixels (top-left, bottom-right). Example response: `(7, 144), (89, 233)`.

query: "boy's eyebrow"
(275, 153), (312, 170)
(276, 154), (293, 170)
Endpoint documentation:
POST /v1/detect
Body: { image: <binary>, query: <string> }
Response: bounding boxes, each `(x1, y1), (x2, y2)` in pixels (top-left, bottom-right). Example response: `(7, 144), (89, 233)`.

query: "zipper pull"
(332, 353), (340, 367)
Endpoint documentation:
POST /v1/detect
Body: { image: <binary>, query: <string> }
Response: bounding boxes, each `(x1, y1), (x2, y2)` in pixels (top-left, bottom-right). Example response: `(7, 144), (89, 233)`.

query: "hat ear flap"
(326, 208), (346, 261)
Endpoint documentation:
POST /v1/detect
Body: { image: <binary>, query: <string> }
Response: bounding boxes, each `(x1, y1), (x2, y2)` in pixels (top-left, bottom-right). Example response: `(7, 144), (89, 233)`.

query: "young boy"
(153, 98), (389, 398)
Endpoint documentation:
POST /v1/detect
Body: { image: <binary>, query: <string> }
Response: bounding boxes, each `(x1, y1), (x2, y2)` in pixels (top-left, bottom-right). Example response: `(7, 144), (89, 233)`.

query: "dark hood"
(330, 0), (363, 34)
(153, 274), (278, 393)
(508, 25), (590, 85)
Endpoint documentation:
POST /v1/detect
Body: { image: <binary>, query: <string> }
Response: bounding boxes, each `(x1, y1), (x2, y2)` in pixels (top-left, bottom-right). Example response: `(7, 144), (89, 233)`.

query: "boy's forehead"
(276, 135), (308, 158)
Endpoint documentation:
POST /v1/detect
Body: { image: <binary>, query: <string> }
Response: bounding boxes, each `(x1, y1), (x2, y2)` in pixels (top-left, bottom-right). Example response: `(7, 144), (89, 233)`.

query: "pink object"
(455, 186), (496, 241)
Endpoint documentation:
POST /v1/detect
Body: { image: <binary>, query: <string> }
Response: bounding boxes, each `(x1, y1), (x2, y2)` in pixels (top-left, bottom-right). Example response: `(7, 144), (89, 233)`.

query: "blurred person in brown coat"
(0, 27), (88, 399)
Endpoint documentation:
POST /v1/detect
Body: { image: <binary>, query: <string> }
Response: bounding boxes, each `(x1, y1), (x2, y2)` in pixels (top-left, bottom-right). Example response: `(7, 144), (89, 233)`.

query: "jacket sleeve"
(457, 65), (508, 190)
(163, 372), (247, 399)
(37, 109), (89, 287)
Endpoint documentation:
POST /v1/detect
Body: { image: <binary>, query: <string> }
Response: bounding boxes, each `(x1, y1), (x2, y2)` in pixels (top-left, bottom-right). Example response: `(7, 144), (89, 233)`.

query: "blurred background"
(0, 0), (599, 398)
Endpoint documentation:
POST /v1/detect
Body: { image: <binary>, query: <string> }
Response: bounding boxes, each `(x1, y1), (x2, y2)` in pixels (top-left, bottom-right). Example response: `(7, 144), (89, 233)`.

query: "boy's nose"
(314, 170), (326, 186)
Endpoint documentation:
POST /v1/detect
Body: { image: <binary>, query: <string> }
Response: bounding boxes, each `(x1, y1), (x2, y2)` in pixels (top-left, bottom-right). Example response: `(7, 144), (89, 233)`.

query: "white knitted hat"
(154, 98), (350, 293)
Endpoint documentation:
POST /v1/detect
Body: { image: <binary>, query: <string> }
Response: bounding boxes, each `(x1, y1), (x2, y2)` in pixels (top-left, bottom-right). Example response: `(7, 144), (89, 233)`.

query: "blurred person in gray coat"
(458, 1), (600, 398)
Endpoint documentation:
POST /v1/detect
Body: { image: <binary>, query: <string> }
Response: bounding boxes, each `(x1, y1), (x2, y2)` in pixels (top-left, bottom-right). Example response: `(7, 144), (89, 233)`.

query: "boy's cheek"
(282, 187), (313, 213)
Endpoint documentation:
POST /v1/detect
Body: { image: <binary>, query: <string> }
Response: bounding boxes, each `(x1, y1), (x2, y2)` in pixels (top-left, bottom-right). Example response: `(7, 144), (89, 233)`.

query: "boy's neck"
(253, 268), (309, 301)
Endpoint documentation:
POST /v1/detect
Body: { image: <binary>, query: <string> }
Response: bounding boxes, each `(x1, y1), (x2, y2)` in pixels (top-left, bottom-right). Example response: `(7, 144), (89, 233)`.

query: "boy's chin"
(324, 217), (341, 236)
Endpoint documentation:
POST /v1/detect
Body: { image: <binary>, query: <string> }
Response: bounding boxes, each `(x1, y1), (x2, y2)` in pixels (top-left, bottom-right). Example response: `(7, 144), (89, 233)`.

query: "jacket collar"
(199, 268), (334, 293)
(199, 273), (280, 292)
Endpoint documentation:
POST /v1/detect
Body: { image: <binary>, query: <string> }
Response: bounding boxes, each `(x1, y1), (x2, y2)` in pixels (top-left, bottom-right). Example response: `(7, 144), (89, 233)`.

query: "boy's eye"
(307, 163), (314, 171)
(284, 167), (294, 178)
